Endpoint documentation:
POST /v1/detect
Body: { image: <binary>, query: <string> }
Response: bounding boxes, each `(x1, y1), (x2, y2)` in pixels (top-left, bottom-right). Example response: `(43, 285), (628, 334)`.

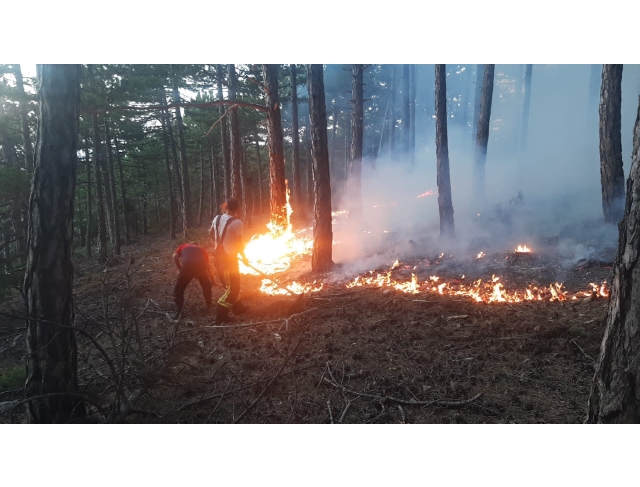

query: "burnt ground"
(0, 228), (614, 424)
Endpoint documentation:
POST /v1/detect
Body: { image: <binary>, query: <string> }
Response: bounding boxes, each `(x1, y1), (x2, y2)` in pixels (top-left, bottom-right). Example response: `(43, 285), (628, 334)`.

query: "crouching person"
(209, 197), (249, 324)
(173, 241), (213, 314)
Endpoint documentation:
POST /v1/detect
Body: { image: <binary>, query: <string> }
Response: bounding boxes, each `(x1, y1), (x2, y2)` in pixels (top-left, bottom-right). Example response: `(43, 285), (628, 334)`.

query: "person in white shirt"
(208, 198), (249, 324)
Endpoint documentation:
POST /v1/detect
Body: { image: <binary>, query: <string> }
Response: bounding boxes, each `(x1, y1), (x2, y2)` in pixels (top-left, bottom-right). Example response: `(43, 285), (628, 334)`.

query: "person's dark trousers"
(174, 262), (212, 312)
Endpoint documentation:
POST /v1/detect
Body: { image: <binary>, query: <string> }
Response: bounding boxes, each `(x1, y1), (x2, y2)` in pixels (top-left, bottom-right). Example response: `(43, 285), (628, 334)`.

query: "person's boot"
(214, 304), (232, 325)
(232, 300), (249, 315)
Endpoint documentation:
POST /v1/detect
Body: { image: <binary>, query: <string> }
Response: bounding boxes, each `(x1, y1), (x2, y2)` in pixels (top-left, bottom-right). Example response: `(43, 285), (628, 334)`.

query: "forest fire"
(476, 251), (486, 259)
(515, 245), (532, 253)
(259, 279), (324, 296)
(344, 261), (610, 304)
(240, 189), (312, 276)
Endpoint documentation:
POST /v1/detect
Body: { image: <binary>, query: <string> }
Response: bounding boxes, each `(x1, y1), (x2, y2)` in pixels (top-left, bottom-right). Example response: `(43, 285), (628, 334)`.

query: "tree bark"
(228, 64), (245, 220)
(170, 66), (192, 235)
(410, 64), (416, 164)
(290, 64), (304, 220)
(520, 64), (533, 153)
(473, 64), (495, 198)
(435, 65), (455, 238)
(198, 145), (204, 226)
(104, 118), (121, 255)
(599, 64), (625, 224)
(24, 64), (85, 423)
(163, 102), (184, 231)
(587, 97), (640, 423)
(216, 65), (232, 201)
(91, 110), (108, 260)
(255, 134), (264, 215)
(472, 64), (484, 146)
(14, 65), (34, 173)
(85, 137), (92, 258)
(306, 119), (313, 211)
(349, 64), (364, 220)
(306, 64), (333, 272)
(402, 64), (411, 156)
(262, 64), (288, 229)
(161, 113), (177, 239)
(113, 137), (131, 245)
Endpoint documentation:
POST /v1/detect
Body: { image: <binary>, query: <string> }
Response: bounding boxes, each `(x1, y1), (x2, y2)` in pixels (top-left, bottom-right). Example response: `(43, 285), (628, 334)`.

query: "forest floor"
(0, 222), (615, 424)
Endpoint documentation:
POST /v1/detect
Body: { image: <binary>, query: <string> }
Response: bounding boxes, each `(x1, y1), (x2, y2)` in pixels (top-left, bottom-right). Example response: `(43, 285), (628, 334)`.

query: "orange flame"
(515, 245), (531, 253)
(416, 190), (435, 198)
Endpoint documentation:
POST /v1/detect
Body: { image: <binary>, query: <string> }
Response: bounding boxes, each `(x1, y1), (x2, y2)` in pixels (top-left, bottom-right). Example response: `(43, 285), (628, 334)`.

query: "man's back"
(175, 243), (208, 264)
(212, 214), (244, 257)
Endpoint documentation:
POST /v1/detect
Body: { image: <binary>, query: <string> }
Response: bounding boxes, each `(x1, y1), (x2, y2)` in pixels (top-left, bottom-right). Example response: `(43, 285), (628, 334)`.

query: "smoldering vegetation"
(320, 64), (640, 278)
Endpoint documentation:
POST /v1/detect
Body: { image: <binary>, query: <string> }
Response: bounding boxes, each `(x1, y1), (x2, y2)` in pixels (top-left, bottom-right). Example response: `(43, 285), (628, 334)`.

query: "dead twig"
(327, 399), (334, 424)
(571, 338), (594, 361)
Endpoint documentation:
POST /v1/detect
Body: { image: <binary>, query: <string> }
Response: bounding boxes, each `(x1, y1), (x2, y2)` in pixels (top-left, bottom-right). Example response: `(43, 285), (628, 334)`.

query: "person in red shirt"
(172, 241), (213, 314)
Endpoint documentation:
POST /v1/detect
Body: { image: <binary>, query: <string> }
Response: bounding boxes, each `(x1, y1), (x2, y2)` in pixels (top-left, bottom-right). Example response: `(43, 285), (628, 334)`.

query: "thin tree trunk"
(163, 103), (183, 230)
(587, 97), (640, 423)
(198, 146), (204, 226)
(389, 65), (396, 156)
(262, 64), (288, 229)
(241, 135), (251, 227)
(472, 64), (484, 146)
(104, 118), (121, 255)
(161, 113), (177, 239)
(113, 137), (131, 245)
(402, 64), (411, 156)
(209, 145), (216, 220)
(228, 64), (245, 220)
(91, 110), (108, 260)
(435, 65), (455, 238)
(473, 64), (495, 198)
(349, 64), (364, 220)
(599, 64), (625, 224)
(216, 65), (232, 201)
(255, 135), (264, 215)
(85, 138), (92, 258)
(306, 64), (333, 272)
(24, 64), (85, 423)
(410, 64), (416, 165)
(330, 103), (338, 178)
(520, 64), (533, 154)
(290, 64), (304, 220)
(14, 65), (34, 173)
(170, 66), (191, 234)
(306, 120), (313, 211)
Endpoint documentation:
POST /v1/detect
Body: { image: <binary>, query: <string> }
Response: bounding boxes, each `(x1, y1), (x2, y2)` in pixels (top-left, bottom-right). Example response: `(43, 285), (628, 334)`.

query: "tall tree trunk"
(14, 64), (34, 173)
(255, 135), (264, 215)
(163, 104), (184, 230)
(170, 66), (191, 234)
(330, 103), (338, 178)
(104, 118), (121, 255)
(24, 64), (85, 423)
(216, 65), (232, 201)
(586, 64), (602, 141)
(113, 137), (131, 245)
(389, 65), (397, 156)
(198, 145), (204, 226)
(410, 64), (416, 164)
(209, 145), (216, 220)
(402, 64), (411, 156)
(472, 64), (484, 146)
(349, 64), (364, 220)
(461, 65), (471, 130)
(520, 64), (533, 153)
(262, 64), (288, 229)
(306, 64), (333, 272)
(290, 64), (304, 220)
(228, 64), (245, 220)
(435, 65), (455, 238)
(473, 64), (495, 198)
(306, 120), (313, 211)
(85, 138), (92, 258)
(241, 135), (251, 227)
(599, 64), (625, 224)
(91, 110), (108, 260)
(161, 113), (177, 239)
(587, 97), (640, 423)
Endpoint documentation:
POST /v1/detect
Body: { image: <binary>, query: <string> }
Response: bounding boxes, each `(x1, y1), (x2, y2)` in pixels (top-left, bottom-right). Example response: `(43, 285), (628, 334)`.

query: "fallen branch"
(200, 307), (319, 330)
(571, 338), (594, 361)
(233, 321), (312, 424)
(323, 372), (482, 408)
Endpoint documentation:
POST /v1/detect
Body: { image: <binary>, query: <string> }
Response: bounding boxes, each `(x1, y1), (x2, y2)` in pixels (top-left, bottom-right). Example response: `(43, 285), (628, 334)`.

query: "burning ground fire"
(344, 261), (609, 304)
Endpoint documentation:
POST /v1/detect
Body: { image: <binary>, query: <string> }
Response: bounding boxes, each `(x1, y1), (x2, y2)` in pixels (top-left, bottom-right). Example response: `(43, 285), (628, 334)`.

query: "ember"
(476, 251), (485, 259)
(416, 190), (434, 198)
